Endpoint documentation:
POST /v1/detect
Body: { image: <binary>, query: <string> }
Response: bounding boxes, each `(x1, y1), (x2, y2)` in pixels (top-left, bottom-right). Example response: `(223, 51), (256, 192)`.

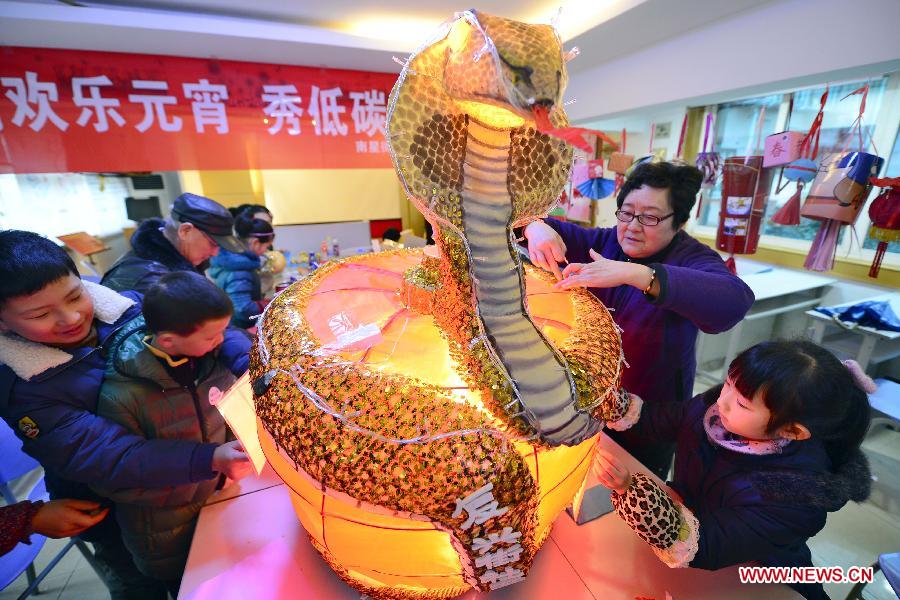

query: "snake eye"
(498, 53), (533, 88)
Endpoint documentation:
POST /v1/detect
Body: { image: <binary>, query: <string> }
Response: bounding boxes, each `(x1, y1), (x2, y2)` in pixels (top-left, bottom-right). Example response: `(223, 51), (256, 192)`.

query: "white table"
(696, 264), (835, 384)
(178, 435), (799, 600)
(806, 294), (900, 371)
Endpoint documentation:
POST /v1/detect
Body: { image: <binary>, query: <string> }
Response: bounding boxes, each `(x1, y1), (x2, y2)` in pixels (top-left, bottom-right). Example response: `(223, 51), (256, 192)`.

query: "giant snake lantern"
(251, 11), (639, 598)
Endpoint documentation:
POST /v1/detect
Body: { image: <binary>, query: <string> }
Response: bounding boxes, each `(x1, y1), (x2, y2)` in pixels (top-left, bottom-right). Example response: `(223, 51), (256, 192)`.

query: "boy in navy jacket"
(0, 230), (251, 599)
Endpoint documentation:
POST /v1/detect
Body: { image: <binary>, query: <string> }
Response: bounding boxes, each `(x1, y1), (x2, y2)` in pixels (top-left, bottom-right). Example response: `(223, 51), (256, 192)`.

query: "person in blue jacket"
(0, 230), (251, 599)
(208, 216), (274, 329)
(593, 340), (873, 600)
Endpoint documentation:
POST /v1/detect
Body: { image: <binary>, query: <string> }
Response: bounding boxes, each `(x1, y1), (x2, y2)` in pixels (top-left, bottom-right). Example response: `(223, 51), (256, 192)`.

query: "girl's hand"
(524, 221), (567, 281)
(556, 249), (651, 291)
(592, 448), (632, 493)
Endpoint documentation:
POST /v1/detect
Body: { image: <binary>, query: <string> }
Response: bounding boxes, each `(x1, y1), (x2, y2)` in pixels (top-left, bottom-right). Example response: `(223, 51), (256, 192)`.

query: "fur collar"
(128, 218), (193, 272)
(750, 449), (872, 510)
(0, 282), (135, 381)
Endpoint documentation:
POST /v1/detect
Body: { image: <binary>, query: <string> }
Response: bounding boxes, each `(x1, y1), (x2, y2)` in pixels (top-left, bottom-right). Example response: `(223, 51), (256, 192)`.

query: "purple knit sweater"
(543, 219), (754, 432)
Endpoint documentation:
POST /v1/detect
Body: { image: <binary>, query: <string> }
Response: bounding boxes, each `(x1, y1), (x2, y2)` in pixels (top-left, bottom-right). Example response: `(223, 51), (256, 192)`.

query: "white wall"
(83, 171), (184, 275)
(566, 0), (900, 122)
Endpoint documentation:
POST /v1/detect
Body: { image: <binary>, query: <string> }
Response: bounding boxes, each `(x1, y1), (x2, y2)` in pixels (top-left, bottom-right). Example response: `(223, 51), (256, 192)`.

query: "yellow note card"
(209, 373), (267, 475)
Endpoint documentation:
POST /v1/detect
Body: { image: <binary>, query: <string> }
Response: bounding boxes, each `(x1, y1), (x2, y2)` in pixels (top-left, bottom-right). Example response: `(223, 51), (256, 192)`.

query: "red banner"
(0, 47), (398, 173)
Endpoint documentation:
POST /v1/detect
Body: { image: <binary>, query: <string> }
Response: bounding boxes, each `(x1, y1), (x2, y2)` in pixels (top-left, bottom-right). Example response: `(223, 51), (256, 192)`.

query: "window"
(762, 79), (887, 243)
(692, 74), (899, 266)
(0, 173), (130, 239)
(696, 94), (784, 230)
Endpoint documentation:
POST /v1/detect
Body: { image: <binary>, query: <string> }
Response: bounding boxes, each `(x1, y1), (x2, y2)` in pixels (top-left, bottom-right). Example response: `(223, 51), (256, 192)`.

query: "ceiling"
(3, 0), (774, 75)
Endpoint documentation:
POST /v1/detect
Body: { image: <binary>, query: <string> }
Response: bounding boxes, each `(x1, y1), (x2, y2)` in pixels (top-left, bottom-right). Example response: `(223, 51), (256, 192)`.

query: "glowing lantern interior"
(256, 250), (600, 595)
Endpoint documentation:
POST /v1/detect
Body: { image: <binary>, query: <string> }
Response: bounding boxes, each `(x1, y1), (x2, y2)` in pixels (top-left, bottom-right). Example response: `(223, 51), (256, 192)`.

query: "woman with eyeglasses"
(208, 216), (275, 330)
(524, 161), (754, 478)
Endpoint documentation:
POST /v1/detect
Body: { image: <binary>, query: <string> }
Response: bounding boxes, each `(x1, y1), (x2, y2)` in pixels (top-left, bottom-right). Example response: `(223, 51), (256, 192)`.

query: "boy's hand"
(592, 448), (632, 494)
(212, 440), (253, 481)
(31, 499), (108, 538)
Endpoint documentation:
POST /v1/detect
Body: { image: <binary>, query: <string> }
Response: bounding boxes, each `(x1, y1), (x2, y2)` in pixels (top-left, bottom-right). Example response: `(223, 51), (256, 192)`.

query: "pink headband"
(842, 359), (877, 394)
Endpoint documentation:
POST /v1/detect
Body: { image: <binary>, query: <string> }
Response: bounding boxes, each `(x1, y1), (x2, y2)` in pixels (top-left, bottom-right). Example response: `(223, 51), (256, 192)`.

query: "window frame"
(687, 71), (900, 272)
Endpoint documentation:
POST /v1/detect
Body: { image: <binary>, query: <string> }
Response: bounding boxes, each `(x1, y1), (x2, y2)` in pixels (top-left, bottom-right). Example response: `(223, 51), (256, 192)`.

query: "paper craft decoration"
(867, 177), (900, 278)
(763, 131), (805, 168)
(802, 85), (883, 271)
(716, 108), (770, 260)
(716, 156), (773, 257)
(249, 11), (636, 599)
(772, 87), (829, 226)
(207, 373), (266, 474)
(801, 151), (884, 223)
(576, 157), (616, 199)
(695, 113), (720, 219)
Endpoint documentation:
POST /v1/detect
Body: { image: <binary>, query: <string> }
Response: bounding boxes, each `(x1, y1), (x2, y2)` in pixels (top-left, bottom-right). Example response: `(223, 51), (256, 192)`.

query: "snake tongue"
(532, 104), (619, 154)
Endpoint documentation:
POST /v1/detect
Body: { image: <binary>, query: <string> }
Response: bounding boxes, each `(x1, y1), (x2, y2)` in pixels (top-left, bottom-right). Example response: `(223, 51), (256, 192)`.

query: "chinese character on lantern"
(183, 79), (229, 134)
(474, 543), (523, 570)
(349, 90), (386, 138)
(472, 526), (521, 555)
(308, 86), (347, 136)
(262, 84), (303, 135)
(129, 80), (182, 133)
(73, 75), (125, 132)
(1, 72), (68, 132)
(478, 567), (525, 591)
(355, 141), (367, 153)
(451, 483), (508, 530)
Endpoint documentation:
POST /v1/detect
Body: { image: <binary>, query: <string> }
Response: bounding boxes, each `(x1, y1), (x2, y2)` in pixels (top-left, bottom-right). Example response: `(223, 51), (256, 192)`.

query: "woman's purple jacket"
(543, 220), (755, 455)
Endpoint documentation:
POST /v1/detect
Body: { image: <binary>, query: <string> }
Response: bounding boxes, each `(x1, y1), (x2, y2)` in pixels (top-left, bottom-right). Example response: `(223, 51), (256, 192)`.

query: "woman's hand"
(31, 499), (109, 538)
(592, 448), (632, 494)
(555, 249), (652, 291)
(524, 221), (567, 281)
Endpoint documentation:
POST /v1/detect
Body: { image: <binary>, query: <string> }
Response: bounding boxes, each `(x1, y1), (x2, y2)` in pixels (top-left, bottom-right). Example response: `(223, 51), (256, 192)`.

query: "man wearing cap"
(102, 193), (245, 295)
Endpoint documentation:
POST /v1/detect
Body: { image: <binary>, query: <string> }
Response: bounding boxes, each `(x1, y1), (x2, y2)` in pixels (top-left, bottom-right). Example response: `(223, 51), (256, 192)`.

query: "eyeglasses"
(615, 210), (675, 227)
(196, 227), (219, 250)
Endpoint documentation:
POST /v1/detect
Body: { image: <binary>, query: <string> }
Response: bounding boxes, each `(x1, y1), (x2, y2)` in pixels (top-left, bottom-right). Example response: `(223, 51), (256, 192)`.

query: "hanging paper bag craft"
(587, 159), (605, 178)
(802, 84), (882, 271)
(694, 112), (721, 219)
(772, 87), (829, 225)
(867, 176), (900, 278)
(763, 131), (805, 168)
(608, 152), (634, 174)
(696, 113), (720, 188)
(783, 159), (819, 183)
(577, 159), (616, 199)
(608, 129), (633, 175)
(801, 151), (884, 223)
(716, 156), (773, 256)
